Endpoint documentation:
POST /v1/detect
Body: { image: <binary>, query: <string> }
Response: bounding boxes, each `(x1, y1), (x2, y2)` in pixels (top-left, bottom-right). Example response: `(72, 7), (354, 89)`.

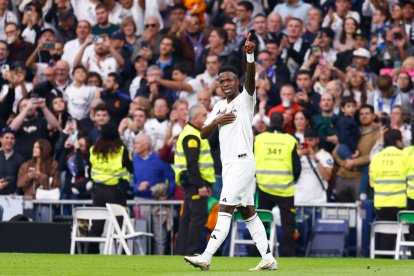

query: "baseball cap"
(111, 32), (125, 41)
(353, 48), (371, 59)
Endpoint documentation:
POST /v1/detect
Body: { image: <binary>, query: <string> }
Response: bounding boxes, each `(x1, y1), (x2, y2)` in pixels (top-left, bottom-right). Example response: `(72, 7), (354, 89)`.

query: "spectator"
(272, 0), (312, 25)
(0, 128), (24, 195)
(145, 97), (170, 152)
(10, 97), (59, 160)
(100, 72), (131, 125)
(162, 4), (186, 36)
(266, 12), (284, 38)
(17, 139), (60, 198)
(322, 0), (360, 39)
(335, 97), (360, 162)
(333, 104), (380, 202)
(71, 0), (99, 26)
(163, 99), (189, 148)
(175, 15), (208, 73)
(234, 1), (254, 41)
(92, 3), (119, 36)
(390, 105), (412, 147)
(74, 34), (125, 81)
(196, 54), (220, 90)
(268, 84), (304, 133)
(292, 109), (312, 144)
(0, 0), (18, 40)
(136, 65), (174, 105)
(119, 108), (148, 154)
(304, 7), (323, 44)
(197, 28), (233, 76)
(58, 135), (92, 199)
(295, 128), (334, 205)
(152, 35), (180, 80)
(85, 103), (111, 144)
(137, 16), (163, 58)
(343, 68), (373, 107)
(334, 17), (358, 52)
(295, 70), (321, 116)
(20, 2), (43, 44)
(280, 18), (310, 80)
(312, 92), (339, 152)
(66, 65), (99, 120)
(62, 20), (92, 70)
(5, 22), (36, 65)
(150, 63), (202, 108)
(368, 74), (410, 116)
(126, 55), (148, 99)
(132, 133), (175, 255)
(120, 16), (139, 54)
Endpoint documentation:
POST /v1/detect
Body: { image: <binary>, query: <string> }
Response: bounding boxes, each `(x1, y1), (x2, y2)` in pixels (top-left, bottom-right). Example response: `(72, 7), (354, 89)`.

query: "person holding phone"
(17, 139), (60, 198)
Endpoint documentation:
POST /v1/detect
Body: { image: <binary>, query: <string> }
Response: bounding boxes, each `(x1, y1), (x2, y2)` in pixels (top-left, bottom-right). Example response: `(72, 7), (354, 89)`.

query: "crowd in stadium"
(1, 0), (414, 256)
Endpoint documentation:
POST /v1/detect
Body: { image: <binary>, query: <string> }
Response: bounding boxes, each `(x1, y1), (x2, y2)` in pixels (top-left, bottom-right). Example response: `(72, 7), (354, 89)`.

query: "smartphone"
(30, 93), (39, 99)
(301, 141), (309, 150)
(44, 42), (55, 50)
(394, 32), (403, 40)
(141, 40), (149, 48)
(295, 87), (302, 93)
(380, 117), (390, 128)
(71, 131), (78, 141)
(92, 36), (104, 44)
(1, 64), (9, 75)
(319, 59), (328, 66)
(312, 46), (320, 53)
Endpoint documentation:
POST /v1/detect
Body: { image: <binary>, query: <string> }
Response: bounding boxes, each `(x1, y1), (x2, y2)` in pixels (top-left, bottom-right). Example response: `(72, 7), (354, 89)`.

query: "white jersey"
(294, 149), (334, 205)
(145, 118), (169, 152)
(204, 87), (256, 166)
(66, 84), (96, 120)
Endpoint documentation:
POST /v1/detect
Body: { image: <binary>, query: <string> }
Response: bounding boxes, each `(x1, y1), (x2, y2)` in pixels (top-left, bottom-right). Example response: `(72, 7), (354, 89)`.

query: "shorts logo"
(238, 153), (247, 158)
(211, 235), (217, 240)
(222, 198), (227, 202)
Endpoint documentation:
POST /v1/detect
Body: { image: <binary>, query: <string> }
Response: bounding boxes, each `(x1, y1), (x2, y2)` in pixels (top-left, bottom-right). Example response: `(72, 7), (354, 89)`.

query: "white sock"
(245, 214), (274, 261)
(201, 212), (232, 263)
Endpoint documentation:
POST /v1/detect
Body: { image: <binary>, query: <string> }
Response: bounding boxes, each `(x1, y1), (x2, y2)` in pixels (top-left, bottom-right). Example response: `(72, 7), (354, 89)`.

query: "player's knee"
(236, 205), (256, 220)
(218, 204), (235, 214)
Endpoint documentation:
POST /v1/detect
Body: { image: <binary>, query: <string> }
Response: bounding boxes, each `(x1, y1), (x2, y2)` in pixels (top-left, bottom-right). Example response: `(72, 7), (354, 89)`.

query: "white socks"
(245, 213), (274, 261)
(202, 212), (232, 263)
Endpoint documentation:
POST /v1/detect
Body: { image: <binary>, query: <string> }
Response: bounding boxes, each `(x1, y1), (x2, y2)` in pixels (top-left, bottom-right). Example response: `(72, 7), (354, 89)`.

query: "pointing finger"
(246, 32), (251, 43)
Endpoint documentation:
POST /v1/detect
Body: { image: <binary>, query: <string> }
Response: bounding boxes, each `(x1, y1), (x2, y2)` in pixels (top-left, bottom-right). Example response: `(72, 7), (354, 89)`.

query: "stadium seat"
(229, 209), (278, 257)
(306, 219), (348, 257)
(395, 211), (414, 260)
(106, 203), (153, 255)
(369, 221), (408, 259)
(70, 207), (111, 254)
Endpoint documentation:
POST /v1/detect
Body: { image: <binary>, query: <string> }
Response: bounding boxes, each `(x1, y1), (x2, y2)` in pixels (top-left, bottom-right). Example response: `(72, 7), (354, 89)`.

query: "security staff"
(370, 129), (406, 251)
(254, 112), (301, 257)
(88, 122), (132, 253)
(403, 132), (414, 257)
(175, 104), (215, 255)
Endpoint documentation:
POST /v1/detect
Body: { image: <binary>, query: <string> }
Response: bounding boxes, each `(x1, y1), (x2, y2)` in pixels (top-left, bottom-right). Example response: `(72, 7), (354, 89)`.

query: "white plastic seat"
(369, 221), (408, 258)
(229, 209), (278, 257)
(106, 203), (153, 255)
(395, 211), (414, 260)
(70, 207), (111, 254)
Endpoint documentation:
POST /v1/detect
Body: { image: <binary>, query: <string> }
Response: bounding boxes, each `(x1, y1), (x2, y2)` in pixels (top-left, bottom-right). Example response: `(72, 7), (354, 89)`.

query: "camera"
(141, 40), (149, 48)
(394, 32), (403, 40)
(92, 36), (104, 44)
(380, 117), (390, 128)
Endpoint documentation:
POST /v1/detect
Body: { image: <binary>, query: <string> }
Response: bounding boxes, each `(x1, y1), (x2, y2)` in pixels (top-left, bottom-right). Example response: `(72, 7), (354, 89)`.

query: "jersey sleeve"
(241, 86), (256, 111)
(204, 102), (221, 127)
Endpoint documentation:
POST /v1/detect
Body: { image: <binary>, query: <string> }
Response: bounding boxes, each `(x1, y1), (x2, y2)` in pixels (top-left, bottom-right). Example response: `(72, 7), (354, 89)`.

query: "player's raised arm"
(244, 32), (256, 96)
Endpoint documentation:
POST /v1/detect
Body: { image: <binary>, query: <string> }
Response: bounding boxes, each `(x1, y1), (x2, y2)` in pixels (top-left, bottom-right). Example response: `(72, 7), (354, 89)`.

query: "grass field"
(1, 254), (414, 276)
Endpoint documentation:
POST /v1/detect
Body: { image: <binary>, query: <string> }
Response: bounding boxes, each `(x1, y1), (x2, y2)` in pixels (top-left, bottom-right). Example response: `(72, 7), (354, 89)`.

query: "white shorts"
(220, 159), (256, 207)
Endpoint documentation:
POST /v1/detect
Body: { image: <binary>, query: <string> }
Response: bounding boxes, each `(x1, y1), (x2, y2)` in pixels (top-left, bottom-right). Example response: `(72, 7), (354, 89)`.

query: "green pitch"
(1, 254), (414, 275)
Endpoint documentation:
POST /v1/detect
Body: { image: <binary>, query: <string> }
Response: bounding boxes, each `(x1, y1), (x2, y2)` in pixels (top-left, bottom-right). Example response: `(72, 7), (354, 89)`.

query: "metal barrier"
(297, 202), (363, 257)
(0, 197), (365, 256)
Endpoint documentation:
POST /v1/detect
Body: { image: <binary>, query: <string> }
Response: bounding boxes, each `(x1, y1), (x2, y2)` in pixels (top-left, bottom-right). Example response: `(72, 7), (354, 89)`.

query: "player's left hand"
(244, 32), (255, 54)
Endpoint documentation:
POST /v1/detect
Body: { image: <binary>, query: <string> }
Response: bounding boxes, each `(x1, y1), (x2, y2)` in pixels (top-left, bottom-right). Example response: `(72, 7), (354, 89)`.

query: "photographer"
(9, 96), (59, 160)
(119, 108), (148, 154)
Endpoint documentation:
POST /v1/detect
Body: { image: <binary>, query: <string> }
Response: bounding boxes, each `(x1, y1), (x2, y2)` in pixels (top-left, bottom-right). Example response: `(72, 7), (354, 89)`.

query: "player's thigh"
(220, 160), (255, 206)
